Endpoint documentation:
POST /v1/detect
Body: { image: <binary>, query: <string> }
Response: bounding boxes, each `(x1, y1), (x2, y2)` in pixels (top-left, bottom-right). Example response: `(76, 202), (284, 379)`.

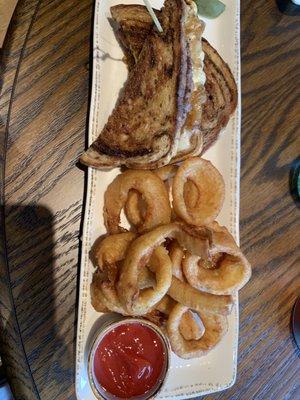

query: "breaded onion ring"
(94, 232), (136, 278)
(168, 277), (233, 315)
(118, 223), (213, 315)
(92, 233), (137, 314)
(93, 233), (163, 315)
(155, 296), (205, 341)
(167, 303), (228, 359)
(100, 282), (129, 314)
(172, 157), (225, 225)
(180, 312), (205, 341)
(118, 245), (172, 315)
(104, 170), (171, 234)
(125, 165), (177, 226)
(182, 222), (252, 294)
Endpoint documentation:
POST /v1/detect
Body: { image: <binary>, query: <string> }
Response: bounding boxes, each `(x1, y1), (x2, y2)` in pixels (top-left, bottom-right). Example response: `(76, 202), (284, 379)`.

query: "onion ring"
(167, 303), (228, 359)
(155, 296), (205, 341)
(168, 276), (233, 315)
(92, 233), (137, 314)
(182, 222), (252, 294)
(94, 232), (136, 280)
(104, 169), (171, 234)
(125, 165), (177, 226)
(118, 245), (172, 315)
(93, 232), (162, 315)
(172, 157), (225, 225)
(117, 223), (212, 315)
(100, 281), (129, 314)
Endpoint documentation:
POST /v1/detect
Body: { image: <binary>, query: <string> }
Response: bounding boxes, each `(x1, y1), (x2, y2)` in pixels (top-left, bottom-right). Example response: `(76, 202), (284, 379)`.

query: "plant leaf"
(194, 0), (226, 19)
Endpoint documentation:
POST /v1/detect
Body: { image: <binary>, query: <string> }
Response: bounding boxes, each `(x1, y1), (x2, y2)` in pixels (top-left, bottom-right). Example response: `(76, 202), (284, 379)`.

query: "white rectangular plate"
(76, 0), (241, 398)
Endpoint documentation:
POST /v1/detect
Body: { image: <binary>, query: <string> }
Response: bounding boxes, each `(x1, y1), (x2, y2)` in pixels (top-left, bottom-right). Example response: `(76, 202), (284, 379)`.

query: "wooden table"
(0, 0), (299, 399)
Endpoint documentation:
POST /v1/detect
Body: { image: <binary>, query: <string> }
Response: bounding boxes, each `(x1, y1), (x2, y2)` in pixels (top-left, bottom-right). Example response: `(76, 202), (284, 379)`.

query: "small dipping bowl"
(88, 318), (170, 400)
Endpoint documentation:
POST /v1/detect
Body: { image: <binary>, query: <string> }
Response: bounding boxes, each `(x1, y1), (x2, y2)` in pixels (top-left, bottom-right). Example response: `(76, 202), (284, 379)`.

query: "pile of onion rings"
(90, 157), (251, 359)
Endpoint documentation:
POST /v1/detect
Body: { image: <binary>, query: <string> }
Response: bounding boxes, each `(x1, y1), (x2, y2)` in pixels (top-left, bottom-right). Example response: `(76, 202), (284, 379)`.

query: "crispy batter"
(117, 222), (219, 314)
(168, 276), (233, 315)
(167, 303), (228, 358)
(182, 222), (252, 294)
(118, 245), (173, 315)
(104, 170), (171, 233)
(172, 158), (225, 225)
(90, 272), (110, 313)
(125, 165), (178, 226)
(155, 295), (205, 341)
(169, 240), (185, 281)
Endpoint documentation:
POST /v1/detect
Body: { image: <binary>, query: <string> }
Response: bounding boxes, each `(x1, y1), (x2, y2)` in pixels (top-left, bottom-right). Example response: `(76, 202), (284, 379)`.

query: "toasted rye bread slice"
(110, 4), (237, 157)
(81, 0), (191, 169)
(111, 3), (206, 163)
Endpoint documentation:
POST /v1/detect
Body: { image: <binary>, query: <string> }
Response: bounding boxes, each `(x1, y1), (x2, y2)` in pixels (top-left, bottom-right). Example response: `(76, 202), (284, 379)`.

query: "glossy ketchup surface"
(93, 323), (167, 399)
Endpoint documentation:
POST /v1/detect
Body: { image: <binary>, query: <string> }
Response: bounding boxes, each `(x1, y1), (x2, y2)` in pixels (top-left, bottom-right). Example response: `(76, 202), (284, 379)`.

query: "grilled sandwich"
(81, 0), (207, 169)
(110, 3), (237, 155)
(81, 0), (195, 169)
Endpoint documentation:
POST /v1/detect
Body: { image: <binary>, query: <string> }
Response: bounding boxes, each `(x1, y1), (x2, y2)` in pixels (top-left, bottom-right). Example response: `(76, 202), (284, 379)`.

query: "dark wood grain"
(0, 0), (92, 399)
(0, 0), (299, 399)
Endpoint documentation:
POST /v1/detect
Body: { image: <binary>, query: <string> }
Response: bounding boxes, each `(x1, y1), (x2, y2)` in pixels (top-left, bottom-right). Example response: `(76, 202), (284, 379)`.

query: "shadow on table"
(0, 205), (74, 400)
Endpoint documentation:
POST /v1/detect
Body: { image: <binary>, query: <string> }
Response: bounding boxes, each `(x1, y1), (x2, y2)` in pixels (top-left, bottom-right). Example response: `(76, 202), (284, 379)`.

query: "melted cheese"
(177, 128), (193, 152)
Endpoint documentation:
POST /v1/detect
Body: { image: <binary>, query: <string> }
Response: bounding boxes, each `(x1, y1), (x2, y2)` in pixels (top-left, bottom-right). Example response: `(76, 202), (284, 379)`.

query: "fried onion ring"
(100, 281), (129, 314)
(172, 157), (225, 225)
(182, 222), (252, 294)
(117, 223), (213, 314)
(167, 304), (228, 359)
(94, 232), (136, 279)
(155, 296), (205, 341)
(104, 170), (171, 234)
(125, 166), (177, 226)
(168, 276), (233, 315)
(93, 232), (164, 315)
(118, 245), (172, 315)
(92, 233), (138, 314)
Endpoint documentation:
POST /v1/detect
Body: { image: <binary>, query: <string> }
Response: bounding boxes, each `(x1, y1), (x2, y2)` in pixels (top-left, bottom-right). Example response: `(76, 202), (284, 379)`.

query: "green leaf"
(194, 0), (226, 19)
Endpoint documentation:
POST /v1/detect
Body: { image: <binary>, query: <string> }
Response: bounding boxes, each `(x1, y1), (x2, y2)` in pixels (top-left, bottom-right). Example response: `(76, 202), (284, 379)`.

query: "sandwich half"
(110, 2), (237, 156)
(81, 0), (192, 169)
(80, 0), (206, 169)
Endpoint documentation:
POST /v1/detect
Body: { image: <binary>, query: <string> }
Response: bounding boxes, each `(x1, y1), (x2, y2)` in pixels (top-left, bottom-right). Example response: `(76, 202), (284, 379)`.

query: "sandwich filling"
(177, 1), (206, 154)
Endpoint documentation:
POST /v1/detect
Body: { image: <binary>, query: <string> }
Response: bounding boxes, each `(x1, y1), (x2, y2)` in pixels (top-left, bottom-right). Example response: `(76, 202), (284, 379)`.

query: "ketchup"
(92, 322), (167, 399)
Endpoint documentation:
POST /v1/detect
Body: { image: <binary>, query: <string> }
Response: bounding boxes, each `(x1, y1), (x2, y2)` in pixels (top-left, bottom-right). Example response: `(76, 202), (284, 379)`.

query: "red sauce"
(92, 322), (167, 399)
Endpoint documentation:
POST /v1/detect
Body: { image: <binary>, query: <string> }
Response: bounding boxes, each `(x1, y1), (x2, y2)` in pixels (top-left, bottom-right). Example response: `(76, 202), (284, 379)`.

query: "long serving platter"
(76, 0), (241, 398)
